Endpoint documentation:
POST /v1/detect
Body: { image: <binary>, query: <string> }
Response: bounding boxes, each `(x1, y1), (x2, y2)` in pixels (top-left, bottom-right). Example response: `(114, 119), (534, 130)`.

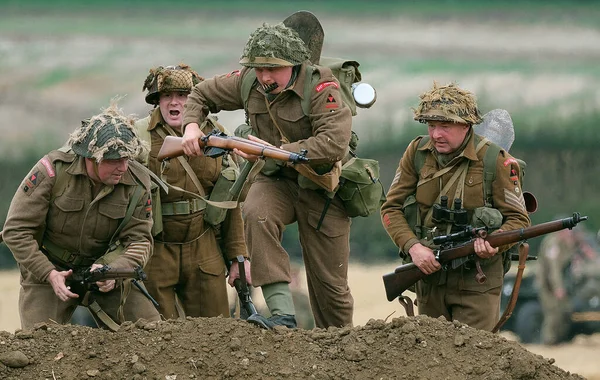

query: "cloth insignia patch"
(316, 81), (338, 92)
(504, 188), (526, 211)
(40, 156), (56, 177)
(227, 70), (241, 78)
(23, 171), (41, 194)
(383, 213), (391, 227)
(503, 158), (518, 167)
(145, 196), (152, 219)
(325, 93), (339, 110)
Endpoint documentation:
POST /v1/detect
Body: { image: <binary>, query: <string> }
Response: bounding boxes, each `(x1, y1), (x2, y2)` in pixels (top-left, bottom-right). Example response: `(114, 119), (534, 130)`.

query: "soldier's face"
(86, 158), (129, 185)
(427, 121), (470, 154)
(254, 66), (293, 94)
(159, 91), (189, 129)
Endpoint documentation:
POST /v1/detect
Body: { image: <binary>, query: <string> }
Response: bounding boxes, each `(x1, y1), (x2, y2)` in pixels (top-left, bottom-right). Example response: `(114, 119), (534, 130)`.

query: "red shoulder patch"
(40, 156), (56, 177)
(383, 214), (391, 227)
(227, 70), (241, 78)
(503, 158), (518, 167)
(316, 81), (339, 92)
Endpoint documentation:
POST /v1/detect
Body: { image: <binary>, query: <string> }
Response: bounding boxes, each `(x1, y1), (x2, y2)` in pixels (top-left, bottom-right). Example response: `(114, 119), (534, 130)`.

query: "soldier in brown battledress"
(2, 102), (161, 330)
(135, 64), (249, 320)
(181, 23), (354, 329)
(381, 82), (530, 331)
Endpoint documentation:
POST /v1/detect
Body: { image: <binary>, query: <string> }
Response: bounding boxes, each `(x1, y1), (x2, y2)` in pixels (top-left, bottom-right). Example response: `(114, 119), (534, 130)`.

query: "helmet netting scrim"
(413, 82), (483, 126)
(239, 23), (310, 68)
(68, 99), (148, 162)
(142, 63), (204, 105)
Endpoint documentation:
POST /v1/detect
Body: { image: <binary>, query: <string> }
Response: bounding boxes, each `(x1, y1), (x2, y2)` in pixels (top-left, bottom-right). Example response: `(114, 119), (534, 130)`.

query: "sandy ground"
(1, 265), (599, 379)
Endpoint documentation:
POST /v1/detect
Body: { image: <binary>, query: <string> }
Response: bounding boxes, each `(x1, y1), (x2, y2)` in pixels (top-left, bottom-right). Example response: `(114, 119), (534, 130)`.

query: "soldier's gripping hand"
(48, 269), (79, 302)
(90, 263), (115, 293)
(409, 243), (441, 275)
(227, 259), (253, 287)
(182, 122), (206, 157)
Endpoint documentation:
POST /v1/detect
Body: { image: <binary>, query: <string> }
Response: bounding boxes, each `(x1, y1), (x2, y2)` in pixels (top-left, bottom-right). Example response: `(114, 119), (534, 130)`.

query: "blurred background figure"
(536, 227), (600, 345)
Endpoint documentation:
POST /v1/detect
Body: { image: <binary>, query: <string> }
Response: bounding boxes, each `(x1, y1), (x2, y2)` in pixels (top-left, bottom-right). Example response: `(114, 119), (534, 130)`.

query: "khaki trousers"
(415, 255), (504, 331)
(144, 213), (229, 320)
(18, 265), (160, 329)
(243, 174), (353, 328)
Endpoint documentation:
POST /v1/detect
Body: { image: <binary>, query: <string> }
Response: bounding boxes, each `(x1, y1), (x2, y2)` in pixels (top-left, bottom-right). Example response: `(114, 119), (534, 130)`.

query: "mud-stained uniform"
(183, 63), (354, 328)
(136, 109), (247, 319)
(2, 150), (160, 328)
(381, 131), (530, 330)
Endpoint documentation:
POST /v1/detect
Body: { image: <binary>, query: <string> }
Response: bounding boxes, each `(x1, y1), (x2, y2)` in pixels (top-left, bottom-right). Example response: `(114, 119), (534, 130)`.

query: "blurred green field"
(1, 0), (600, 265)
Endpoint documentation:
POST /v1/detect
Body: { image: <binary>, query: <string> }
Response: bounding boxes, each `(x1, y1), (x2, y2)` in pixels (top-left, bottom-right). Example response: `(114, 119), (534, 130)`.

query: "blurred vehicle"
(500, 237), (600, 344)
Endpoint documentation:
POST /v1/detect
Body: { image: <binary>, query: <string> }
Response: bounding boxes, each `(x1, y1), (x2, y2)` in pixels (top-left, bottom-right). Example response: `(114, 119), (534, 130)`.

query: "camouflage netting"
(413, 82), (484, 126)
(142, 63), (204, 105)
(68, 100), (148, 162)
(239, 23), (310, 68)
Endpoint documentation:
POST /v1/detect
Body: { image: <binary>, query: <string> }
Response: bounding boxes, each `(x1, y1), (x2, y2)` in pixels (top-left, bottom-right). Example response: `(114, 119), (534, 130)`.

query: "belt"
(162, 199), (206, 216)
(41, 239), (96, 268)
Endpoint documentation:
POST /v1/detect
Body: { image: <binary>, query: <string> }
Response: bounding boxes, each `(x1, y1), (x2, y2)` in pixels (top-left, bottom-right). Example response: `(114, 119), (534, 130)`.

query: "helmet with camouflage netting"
(413, 82), (483, 126)
(68, 100), (148, 162)
(239, 23), (310, 68)
(142, 63), (204, 105)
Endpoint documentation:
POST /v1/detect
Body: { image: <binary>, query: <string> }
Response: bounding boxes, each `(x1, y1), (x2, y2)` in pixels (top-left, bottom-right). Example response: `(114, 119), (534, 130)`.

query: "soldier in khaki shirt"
(182, 23), (354, 329)
(2, 102), (161, 329)
(136, 64), (249, 319)
(381, 83), (530, 331)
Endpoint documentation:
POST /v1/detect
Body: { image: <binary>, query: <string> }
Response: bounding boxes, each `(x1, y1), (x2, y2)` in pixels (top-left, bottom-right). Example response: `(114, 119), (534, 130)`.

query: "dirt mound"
(0, 315), (583, 380)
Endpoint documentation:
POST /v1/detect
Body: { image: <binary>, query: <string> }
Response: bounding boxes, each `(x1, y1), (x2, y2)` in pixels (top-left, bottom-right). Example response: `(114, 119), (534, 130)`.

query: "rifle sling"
(492, 242), (529, 333)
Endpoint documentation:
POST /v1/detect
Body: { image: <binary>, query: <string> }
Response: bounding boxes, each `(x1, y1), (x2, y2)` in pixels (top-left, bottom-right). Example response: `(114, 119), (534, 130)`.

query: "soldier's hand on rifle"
(227, 259), (253, 287)
(48, 269), (79, 301)
(182, 122), (206, 157)
(233, 135), (274, 162)
(409, 243), (441, 275)
(90, 264), (115, 293)
(473, 237), (499, 259)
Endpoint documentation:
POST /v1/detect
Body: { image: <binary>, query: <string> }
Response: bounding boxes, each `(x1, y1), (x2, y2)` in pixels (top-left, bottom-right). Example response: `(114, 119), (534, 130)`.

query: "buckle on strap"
(162, 199), (206, 216)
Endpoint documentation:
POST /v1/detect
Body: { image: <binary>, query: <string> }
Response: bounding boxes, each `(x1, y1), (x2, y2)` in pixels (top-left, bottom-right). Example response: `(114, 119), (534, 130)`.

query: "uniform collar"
(68, 155), (136, 186)
(147, 108), (164, 131)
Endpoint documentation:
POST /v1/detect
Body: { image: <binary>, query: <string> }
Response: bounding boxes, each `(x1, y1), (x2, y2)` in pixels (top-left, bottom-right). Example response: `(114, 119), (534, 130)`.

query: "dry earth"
(1, 266), (599, 379)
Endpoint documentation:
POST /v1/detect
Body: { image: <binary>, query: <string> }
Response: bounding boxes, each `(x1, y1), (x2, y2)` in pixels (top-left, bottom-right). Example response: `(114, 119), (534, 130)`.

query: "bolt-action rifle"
(382, 213), (588, 302)
(70, 265), (158, 307)
(157, 130), (309, 164)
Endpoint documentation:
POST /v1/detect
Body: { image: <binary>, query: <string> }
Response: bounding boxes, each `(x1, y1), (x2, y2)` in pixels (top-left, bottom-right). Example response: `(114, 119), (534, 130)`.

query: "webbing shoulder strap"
(480, 137), (502, 207)
(241, 71), (259, 124)
(413, 135), (429, 175)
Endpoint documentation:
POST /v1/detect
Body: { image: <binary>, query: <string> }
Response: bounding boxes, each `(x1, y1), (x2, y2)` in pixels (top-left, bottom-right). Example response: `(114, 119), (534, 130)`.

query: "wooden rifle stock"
(382, 213), (588, 302)
(157, 132), (309, 164)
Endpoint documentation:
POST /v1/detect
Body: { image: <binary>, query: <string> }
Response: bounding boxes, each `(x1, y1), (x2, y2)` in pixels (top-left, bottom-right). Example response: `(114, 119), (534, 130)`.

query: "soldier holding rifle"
(380, 82), (530, 331)
(181, 23), (354, 329)
(1, 102), (161, 330)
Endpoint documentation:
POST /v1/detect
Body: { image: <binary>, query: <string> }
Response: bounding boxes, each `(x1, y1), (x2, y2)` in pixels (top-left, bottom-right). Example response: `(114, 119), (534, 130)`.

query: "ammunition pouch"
(204, 165), (238, 227)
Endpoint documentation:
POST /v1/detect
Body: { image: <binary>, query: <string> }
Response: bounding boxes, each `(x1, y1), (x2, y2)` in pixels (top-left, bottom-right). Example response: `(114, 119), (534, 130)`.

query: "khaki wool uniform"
(183, 63), (354, 328)
(381, 131), (530, 331)
(137, 109), (247, 319)
(2, 150), (161, 328)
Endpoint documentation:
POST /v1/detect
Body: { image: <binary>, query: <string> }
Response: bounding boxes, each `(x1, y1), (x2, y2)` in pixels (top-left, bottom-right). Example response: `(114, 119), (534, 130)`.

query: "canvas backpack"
(239, 58), (386, 219)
